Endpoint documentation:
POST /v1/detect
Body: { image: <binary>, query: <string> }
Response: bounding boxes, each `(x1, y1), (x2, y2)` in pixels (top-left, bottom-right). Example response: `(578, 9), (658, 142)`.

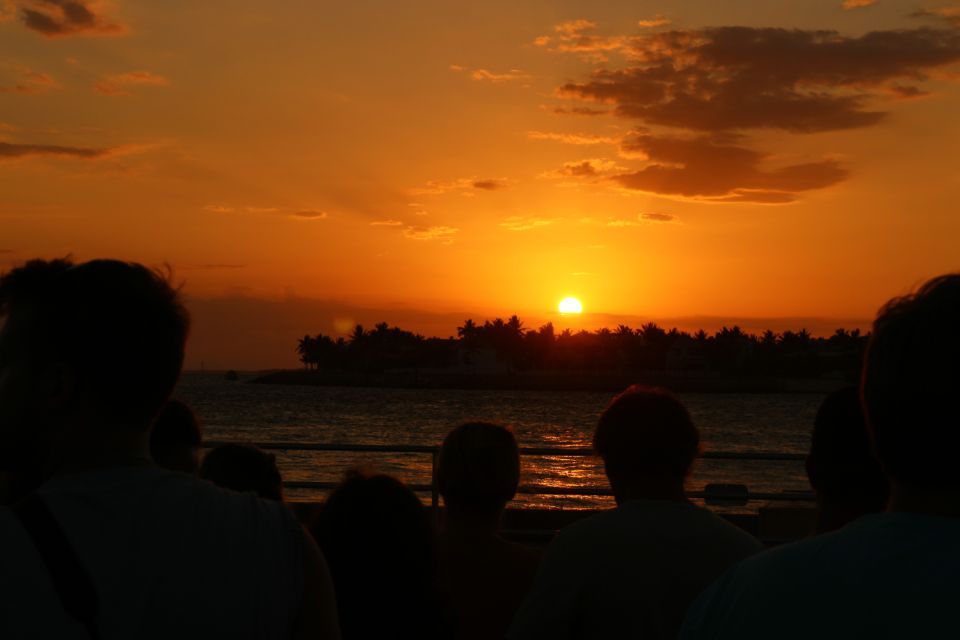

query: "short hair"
(0, 258), (189, 427)
(311, 470), (435, 638)
(808, 387), (888, 508)
(200, 444), (284, 501)
(862, 273), (960, 487)
(438, 422), (520, 514)
(594, 385), (699, 484)
(150, 399), (203, 473)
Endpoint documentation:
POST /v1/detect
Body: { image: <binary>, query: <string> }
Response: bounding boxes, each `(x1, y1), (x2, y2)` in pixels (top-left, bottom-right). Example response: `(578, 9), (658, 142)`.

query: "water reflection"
(178, 373), (819, 509)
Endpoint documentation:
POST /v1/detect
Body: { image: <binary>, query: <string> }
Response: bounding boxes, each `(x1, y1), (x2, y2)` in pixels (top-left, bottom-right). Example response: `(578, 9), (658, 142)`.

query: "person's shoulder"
(683, 503), (764, 551)
(554, 506), (629, 542)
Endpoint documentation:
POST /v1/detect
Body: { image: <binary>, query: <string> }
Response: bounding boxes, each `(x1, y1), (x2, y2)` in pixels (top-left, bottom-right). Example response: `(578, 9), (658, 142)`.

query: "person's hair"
(862, 273), (960, 487)
(807, 386), (888, 510)
(0, 257), (189, 428)
(594, 385), (700, 485)
(200, 444), (284, 501)
(438, 421), (520, 515)
(150, 399), (203, 473)
(311, 470), (438, 638)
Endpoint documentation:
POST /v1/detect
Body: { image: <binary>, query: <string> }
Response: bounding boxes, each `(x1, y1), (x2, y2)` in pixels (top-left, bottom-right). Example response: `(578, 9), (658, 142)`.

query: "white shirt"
(680, 512), (960, 639)
(12, 467), (304, 640)
(508, 499), (762, 640)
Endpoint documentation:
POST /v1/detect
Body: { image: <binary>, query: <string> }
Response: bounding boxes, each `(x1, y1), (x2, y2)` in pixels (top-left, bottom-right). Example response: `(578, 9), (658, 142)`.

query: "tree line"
(296, 317), (869, 380)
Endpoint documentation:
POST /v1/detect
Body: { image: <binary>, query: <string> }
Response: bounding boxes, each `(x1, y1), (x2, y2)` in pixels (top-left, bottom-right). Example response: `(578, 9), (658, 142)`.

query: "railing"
(203, 441), (813, 509)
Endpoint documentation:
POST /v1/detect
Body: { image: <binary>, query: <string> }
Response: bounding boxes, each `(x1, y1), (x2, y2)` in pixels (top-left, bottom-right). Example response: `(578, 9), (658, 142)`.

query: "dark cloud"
(562, 160), (599, 177)
(613, 133), (847, 203)
(21, 0), (125, 37)
(641, 212), (676, 222)
(911, 7), (960, 28)
(889, 84), (930, 98)
(0, 141), (109, 159)
(0, 70), (57, 94)
(471, 179), (505, 190)
(558, 26), (960, 133)
(412, 177), (507, 195)
(95, 71), (169, 96)
(551, 106), (609, 116)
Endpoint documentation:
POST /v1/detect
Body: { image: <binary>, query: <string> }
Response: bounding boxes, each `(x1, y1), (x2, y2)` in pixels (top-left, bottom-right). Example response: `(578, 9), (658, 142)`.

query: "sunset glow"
(3, 1), (960, 369)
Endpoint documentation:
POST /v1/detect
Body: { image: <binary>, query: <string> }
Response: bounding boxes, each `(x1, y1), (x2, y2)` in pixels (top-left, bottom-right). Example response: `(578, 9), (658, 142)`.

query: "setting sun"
(559, 297), (583, 314)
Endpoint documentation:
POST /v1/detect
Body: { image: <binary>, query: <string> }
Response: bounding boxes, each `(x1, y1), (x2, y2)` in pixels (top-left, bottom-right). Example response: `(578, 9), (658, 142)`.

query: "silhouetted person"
(0, 258), (339, 639)
(150, 398), (203, 474)
(201, 443), (284, 501)
(508, 385), (761, 640)
(311, 470), (448, 639)
(435, 422), (541, 640)
(682, 274), (960, 639)
(806, 386), (888, 534)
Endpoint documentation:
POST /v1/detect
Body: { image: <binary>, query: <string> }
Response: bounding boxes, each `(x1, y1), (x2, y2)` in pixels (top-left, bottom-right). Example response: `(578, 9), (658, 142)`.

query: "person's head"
(438, 421), (520, 520)
(594, 385), (699, 502)
(862, 273), (960, 491)
(200, 444), (284, 501)
(311, 470), (435, 637)
(806, 387), (888, 531)
(0, 258), (189, 472)
(150, 399), (203, 474)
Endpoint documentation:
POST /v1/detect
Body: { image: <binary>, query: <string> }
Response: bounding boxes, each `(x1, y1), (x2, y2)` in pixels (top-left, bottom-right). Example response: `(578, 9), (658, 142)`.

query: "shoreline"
(247, 369), (847, 394)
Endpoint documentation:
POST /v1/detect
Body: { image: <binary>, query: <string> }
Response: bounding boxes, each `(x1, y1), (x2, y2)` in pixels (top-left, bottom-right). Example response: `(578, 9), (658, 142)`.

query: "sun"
(558, 297), (583, 314)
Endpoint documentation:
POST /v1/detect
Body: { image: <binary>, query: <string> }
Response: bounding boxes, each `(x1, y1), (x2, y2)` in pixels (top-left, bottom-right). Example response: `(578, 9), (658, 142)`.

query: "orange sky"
(2, 0), (960, 368)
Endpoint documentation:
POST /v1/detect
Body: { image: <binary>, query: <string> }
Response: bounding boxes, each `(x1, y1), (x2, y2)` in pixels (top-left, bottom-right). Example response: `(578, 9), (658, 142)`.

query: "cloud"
(888, 84), (930, 98)
(0, 141), (109, 159)
(527, 131), (620, 145)
(842, 0), (877, 8)
(557, 26), (960, 133)
(470, 68), (530, 83)
(370, 219), (404, 226)
(95, 70), (169, 96)
(602, 212), (676, 226)
(0, 69), (58, 94)
(20, 0), (126, 37)
(911, 7), (960, 27)
(637, 14), (671, 28)
(641, 212), (676, 222)
(290, 210), (328, 220)
(605, 218), (642, 227)
(551, 106), (609, 116)
(403, 225), (458, 241)
(546, 158), (626, 179)
(612, 132), (847, 203)
(203, 204), (234, 213)
(471, 179), (505, 190)
(547, 19), (626, 57)
(555, 19), (596, 35)
(500, 216), (556, 231)
(411, 177), (508, 195)
(450, 65), (529, 83)
(245, 206), (279, 213)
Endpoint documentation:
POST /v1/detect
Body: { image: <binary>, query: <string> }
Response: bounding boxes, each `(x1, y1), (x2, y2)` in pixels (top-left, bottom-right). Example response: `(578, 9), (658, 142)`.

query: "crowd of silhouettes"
(0, 255), (958, 638)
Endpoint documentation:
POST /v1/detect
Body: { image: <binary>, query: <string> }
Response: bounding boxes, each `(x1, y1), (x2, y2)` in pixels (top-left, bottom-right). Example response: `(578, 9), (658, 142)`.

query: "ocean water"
(175, 372), (823, 509)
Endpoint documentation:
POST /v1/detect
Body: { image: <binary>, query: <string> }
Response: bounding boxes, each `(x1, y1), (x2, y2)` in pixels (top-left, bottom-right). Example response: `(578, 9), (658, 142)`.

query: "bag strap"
(12, 493), (100, 640)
